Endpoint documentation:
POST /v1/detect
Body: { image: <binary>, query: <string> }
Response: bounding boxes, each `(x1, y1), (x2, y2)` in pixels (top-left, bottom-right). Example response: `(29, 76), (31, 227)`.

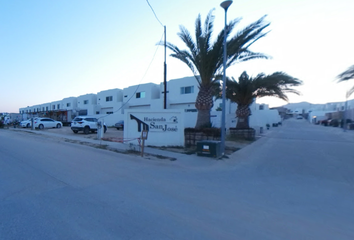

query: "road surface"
(1, 119), (353, 239)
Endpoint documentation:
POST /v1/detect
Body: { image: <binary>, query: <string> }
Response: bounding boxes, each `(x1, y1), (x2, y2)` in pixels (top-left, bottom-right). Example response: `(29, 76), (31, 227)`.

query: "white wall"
(77, 94), (97, 115)
(97, 89), (123, 109)
(50, 100), (61, 111)
(122, 83), (160, 109)
(62, 97), (78, 111)
(163, 76), (198, 107)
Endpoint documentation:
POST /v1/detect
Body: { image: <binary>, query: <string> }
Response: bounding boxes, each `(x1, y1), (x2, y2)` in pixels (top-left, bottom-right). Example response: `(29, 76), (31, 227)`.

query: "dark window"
(106, 96), (113, 102)
(181, 86), (194, 94)
(136, 92), (145, 98)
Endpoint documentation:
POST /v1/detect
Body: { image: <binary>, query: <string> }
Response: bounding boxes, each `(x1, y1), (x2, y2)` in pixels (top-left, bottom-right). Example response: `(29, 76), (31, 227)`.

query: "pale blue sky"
(1, 0), (353, 112)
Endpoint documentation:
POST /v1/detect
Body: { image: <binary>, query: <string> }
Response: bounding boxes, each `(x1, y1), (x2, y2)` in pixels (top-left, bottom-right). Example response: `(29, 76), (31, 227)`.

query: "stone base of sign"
(184, 128), (221, 147)
(229, 128), (255, 141)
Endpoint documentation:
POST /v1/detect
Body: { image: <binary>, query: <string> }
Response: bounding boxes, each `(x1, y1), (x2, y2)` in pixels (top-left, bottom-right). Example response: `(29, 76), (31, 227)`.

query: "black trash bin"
(196, 140), (222, 158)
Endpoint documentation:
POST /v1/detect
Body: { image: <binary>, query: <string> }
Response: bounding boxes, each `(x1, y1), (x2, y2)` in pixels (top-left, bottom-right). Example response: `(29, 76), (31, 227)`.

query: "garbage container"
(196, 140), (222, 158)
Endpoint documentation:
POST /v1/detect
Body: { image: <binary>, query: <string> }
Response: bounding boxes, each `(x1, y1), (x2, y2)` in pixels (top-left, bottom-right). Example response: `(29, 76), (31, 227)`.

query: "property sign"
(124, 110), (184, 147)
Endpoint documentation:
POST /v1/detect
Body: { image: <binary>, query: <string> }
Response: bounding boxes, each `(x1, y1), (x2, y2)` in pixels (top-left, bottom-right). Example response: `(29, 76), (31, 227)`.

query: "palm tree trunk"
(195, 109), (211, 129)
(236, 105), (251, 129)
(195, 86), (214, 129)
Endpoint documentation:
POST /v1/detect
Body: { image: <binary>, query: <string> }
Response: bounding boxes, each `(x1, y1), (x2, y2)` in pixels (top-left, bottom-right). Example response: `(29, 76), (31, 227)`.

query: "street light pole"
(220, 0), (232, 156)
(343, 91), (348, 132)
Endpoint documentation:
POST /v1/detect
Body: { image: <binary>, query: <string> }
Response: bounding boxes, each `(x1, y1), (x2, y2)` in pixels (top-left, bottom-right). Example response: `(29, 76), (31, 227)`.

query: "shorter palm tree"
(337, 65), (354, 98)
(225, 71), (302, 129)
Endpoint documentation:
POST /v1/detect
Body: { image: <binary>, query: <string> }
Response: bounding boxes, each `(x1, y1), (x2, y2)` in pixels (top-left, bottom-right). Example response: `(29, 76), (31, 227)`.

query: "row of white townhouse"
(19, 76), (279, 129)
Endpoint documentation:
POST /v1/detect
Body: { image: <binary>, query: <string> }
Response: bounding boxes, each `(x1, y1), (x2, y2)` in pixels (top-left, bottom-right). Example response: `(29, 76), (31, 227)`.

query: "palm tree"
(337, 65), (354, 98)
(164, 10), (270, 129)
(225, 71), (302, 129)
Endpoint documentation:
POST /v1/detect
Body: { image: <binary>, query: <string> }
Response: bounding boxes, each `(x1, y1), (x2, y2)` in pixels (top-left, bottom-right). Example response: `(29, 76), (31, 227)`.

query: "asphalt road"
(1, 119), (354, 239)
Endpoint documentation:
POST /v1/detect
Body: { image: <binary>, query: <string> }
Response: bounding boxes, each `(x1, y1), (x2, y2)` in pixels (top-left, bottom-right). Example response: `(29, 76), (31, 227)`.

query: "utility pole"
(164, 25), (167, 109)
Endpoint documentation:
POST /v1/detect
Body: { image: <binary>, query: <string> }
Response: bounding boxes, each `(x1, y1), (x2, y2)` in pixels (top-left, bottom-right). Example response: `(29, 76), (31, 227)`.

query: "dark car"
(321, 119), (331, 126)
(115, 120), (124, 130)
(329, 119), (339, 127)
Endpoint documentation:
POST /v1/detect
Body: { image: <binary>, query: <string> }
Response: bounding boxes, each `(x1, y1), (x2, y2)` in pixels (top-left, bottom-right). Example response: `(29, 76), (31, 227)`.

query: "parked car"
(33, 118), (63, 129)
(20, 118), (38, 128)
(115, 120), (124, 130)
(71, 116), (107, 134)
(328, 119), (339, 127)
(296, 115), (303, 119)
(321, 119), (331, 126)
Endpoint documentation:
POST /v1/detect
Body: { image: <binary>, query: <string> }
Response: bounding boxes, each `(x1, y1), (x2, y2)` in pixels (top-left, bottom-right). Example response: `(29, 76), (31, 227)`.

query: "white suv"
(71, 116), (107, 134)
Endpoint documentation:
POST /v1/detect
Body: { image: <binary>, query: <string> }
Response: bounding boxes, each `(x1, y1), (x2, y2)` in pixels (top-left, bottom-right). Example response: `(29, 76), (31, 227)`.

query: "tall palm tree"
(337, 65), (354, 98)
(164, 10), (270, 129)
(225, 71), (302, 129)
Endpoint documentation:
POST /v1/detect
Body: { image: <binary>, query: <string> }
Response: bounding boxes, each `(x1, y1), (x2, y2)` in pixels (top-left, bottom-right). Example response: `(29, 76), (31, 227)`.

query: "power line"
(97, 32), (165, 120)
(146, 0), (164, 27)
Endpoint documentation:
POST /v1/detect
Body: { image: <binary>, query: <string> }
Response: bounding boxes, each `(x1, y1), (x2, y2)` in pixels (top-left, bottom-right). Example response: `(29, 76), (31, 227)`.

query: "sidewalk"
(8, 127), (253, 168)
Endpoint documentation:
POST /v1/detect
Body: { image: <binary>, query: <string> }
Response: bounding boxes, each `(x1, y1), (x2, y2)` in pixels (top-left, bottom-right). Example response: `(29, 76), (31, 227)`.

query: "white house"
(97, 89), (124, 114)
(50, 100), (62, 112)
(77, 94), (97, 116)
(94, 89), (125, 126)
(162, 76), (198, 111)
(122, 83), (160, 110)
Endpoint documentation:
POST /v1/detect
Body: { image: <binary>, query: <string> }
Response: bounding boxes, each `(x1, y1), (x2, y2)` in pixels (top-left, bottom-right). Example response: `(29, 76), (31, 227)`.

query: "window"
(181, 86), (194, 94)
(57, 104), (60, 109)
(136, 92), (145, 98)
(52, 105), (55, 110)
(106, 112), (113, 114)
(106, 96), (113, 102)
(46, 107), (48, 111)
(67, 103), (71, 107)
(84, 100), (89, 105)
(259, 105), (264, 110)
(96, 111), (100, 114)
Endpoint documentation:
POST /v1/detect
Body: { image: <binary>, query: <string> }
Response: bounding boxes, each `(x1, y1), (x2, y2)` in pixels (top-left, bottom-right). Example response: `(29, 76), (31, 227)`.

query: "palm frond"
(337, 65), (354, 82)
(347, 86), (354, 98)
(225, 71), (302, 105)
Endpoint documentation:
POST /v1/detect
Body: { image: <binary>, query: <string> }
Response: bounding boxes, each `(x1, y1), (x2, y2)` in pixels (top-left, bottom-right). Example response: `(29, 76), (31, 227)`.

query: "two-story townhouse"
(162, 76), (198, 111)
(96, 89), (124, 115)
(123, 83), (160, 110)
(59, 97), (78, 123)
(61, 97), (78, 112)
(77, 94), (97, 116)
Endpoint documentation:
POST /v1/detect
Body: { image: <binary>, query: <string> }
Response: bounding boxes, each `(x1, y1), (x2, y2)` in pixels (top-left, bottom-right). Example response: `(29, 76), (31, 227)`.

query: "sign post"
(141, 130), (148, 157)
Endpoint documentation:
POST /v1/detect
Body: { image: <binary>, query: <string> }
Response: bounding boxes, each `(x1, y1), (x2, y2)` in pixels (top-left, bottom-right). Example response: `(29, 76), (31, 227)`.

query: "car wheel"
(104, 126), (107, 133)
(73, 130), (78, 134)
(116, 128), (120, 130)
(26, 123), (30, 128)
(56, 124), (61, 128)
(39, 124), (44, 130)
(83, 126), (90, 134)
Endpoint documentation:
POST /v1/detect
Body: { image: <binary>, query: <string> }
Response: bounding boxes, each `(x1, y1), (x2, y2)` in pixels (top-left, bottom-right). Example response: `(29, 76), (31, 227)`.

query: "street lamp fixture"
(220, 0), (232, 156)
